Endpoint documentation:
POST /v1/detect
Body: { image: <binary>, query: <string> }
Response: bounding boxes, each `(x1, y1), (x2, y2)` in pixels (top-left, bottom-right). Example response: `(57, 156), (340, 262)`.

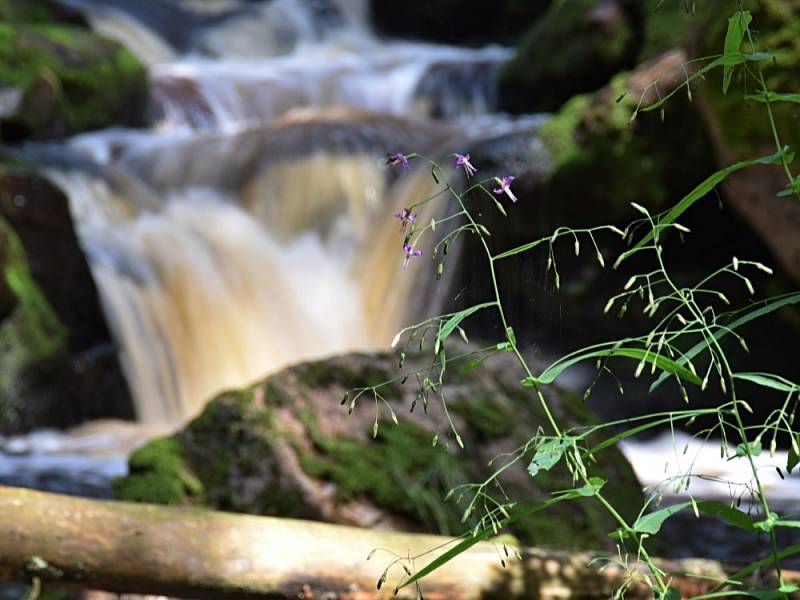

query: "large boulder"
(116, 349), (643, 551)
(443, 47), (797, 426)
(0, 23), (147, 141)
(0, 163), (133, 432)
(369, 0), (551, 46)
(498, 0), (643, 113)
(688, 0), (800, 283)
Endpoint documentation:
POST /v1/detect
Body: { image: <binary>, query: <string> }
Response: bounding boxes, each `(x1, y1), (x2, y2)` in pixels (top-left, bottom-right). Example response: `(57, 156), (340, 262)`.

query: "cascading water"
(40, 0), (518, 425)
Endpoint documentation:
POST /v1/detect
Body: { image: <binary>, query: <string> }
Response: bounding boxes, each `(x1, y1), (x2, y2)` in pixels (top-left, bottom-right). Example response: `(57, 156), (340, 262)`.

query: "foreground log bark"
(0, 486), (788, 599)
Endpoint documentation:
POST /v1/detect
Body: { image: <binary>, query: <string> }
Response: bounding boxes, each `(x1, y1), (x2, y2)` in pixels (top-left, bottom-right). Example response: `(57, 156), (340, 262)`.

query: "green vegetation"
(0, 23), (146, 140)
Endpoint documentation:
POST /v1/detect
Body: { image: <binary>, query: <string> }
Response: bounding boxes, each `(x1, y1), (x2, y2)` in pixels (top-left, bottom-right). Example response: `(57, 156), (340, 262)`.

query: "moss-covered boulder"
(498, 0), (643, 113)
(691, 0), (800, 158)
(0, 23), (146, 141)
(116, 349), (643, 551)
(0, 164), (133, 431)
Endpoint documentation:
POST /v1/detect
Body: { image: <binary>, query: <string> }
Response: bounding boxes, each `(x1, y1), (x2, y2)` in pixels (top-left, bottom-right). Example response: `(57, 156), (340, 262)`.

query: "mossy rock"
(116, 350), (644, 551)
(691, 0), (800, 158)
(0, 23), (146, 141)
(0, 167), (133, 431)
(498, 0), (643, 113)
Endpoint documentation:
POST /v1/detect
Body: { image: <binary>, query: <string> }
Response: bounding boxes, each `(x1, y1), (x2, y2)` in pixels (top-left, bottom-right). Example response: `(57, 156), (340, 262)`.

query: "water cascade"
(40, 0), (522, 424)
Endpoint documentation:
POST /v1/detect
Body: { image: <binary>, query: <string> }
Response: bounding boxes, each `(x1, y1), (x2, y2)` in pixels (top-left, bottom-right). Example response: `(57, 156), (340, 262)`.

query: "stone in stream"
(115, 348), (644, 551)
(0, 161), (134, 432)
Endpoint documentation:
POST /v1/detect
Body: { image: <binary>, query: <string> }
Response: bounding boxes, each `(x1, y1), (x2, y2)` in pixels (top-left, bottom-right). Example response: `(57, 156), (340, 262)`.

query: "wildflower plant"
(348, 6), (800, 599)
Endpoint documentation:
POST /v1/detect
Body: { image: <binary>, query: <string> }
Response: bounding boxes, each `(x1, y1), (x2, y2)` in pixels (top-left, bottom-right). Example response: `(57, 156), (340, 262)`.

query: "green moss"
(538, 95), (592, 170)
(451, 397), (517, 440)
(698, 0), (800, 157)
(296, 360), (402, 399)
(0, 23), (146, 140)
(0, 218), (67, 426)
(114, 437), (203, 505)
(499, 0), (641, 113)
(299, 412), (472, 534)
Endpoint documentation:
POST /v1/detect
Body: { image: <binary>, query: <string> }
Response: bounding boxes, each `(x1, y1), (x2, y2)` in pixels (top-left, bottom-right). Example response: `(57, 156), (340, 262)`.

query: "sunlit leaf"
(532, 346), (701, 387)
(528, 438), (572, 478)
(435, 303), (495, 349)
(722, 11), (752, 94)
(733, 372), (798, 393)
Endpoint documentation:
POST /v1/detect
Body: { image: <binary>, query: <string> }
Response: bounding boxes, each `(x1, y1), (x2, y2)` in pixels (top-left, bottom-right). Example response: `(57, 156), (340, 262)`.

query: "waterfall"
(42, 0), (526, 425)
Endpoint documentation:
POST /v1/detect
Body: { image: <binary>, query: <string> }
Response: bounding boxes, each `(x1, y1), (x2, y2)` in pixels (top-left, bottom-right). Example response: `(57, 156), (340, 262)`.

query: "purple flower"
(386, 153), (410, 170)
(402, 243), (422, 269)
(455, 153), (477, 177)
(394, 208), (417, 232)
(493, 176), (517, 203)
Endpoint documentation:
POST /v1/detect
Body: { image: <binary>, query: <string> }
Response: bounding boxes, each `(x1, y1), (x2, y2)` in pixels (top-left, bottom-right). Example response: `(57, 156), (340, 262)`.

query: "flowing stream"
(36, 0), (526, 424)
(5, 0), (800, 566)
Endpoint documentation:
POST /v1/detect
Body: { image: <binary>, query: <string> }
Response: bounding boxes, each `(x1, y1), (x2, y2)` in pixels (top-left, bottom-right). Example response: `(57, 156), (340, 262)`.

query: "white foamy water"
(621, 431), (800, 504)
(0, 421), (167, 496)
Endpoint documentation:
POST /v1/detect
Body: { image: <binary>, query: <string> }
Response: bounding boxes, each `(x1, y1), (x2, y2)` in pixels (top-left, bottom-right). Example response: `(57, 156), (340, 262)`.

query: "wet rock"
(116, 349), (643, 551)
(0, 164), (134, 432)
(369, 0), (551, 46)
(0, 23), (147, 141)
(498, 0), (643, 113)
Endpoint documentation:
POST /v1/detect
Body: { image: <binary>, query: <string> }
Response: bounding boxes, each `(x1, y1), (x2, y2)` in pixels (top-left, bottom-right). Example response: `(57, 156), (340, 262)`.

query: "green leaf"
(631, 500), (755, 537)
(700, 500), (757, 532)
(457, 355), (491, 375)
(528, 438), (572, 478)
(658, 587), (681, 600)
(633, 503), (691, 535)
(435, 303), (495, 349)
(651, 293), (800, 392)
(733, 372), (798, 393)
(616, 148), (789, 270)
(738, 591), (793, 600)
(575, 477), (605, 497)
(536, 346), (701, 387)
(754, 512), (779, 533)
(722, 11), (752, 94)
(735, 440), (762, 458)
(746, 91), (800, 104)
(777, 178), (800, 197)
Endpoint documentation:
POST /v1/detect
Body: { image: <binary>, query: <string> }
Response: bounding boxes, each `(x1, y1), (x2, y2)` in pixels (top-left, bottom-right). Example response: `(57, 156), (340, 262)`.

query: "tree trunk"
(0, 486), (786, 599)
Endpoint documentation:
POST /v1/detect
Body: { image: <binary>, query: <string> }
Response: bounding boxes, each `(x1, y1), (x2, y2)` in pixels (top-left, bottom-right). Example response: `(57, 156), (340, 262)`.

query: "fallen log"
(0, 486), (788, 599)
